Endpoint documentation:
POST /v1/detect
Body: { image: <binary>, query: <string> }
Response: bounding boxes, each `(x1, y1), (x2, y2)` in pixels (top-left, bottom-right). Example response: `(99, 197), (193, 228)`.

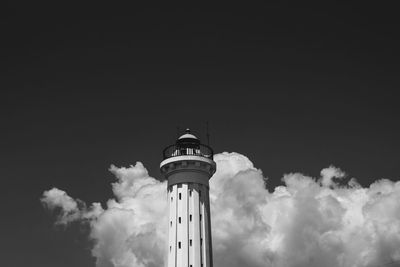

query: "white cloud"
(41, 188), (103, 225)
(41, 153), (400, 267)
(319, 165), (346, 187)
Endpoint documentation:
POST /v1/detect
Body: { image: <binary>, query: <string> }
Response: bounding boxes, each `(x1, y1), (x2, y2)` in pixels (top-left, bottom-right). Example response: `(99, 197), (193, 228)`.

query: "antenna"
(206, 121), (210, 146)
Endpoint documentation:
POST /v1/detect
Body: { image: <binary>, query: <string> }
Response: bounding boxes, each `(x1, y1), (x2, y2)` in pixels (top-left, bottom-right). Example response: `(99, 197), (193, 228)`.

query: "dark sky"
(1, 2), (400, 267)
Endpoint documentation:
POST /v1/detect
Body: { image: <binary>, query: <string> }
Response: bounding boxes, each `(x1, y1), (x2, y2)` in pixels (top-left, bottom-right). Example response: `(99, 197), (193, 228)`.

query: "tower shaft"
(168, 182), (212, 267)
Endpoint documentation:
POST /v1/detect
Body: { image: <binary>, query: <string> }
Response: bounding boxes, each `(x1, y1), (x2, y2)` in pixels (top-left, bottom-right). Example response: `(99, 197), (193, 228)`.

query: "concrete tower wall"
(167, 182), (212, 267)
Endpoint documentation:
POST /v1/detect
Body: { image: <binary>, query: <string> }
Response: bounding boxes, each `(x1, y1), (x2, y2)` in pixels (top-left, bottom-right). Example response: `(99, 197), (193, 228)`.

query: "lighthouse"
(160, 129), (216, 267)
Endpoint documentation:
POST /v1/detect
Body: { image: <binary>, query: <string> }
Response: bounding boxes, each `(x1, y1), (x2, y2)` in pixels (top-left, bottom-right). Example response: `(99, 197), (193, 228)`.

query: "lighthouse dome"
(177, 129), (200, 144)
(178, 133), (198, 140)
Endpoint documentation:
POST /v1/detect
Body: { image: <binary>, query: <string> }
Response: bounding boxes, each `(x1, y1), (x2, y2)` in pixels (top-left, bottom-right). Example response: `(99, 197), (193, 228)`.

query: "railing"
(163, 144), (214, 160)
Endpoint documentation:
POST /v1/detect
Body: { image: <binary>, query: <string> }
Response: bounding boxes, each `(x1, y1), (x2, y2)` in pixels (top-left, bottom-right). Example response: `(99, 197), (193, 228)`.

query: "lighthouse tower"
(160, 129), (216, 267)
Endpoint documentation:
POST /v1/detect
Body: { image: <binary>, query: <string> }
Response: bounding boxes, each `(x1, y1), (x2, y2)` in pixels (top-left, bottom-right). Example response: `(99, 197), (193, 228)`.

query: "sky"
(1, 2), (400, 267)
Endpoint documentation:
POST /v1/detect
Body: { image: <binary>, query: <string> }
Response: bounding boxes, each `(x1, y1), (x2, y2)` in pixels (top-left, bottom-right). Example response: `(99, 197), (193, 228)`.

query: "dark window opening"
(179, 217), (181, 223)
(189, 214), (192, 221)
(178, 242), (181, 249)
(200, 214), (202, 221)
(190, 239), (192, 246)
(179, 193), (182, 200)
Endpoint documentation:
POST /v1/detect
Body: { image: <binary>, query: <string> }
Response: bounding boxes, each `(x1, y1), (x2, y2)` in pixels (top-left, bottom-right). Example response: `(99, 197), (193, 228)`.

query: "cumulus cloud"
(41, 153), (400, 267)
(41, 188), (103, 225)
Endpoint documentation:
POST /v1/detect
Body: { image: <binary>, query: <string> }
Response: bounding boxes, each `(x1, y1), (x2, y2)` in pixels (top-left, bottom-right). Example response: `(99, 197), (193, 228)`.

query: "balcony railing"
(162, 144), (214, 160)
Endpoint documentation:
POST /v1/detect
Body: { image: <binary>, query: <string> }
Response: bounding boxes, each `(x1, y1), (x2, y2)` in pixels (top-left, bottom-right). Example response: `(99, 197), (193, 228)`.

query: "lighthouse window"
(189, 189), (192, 196)
(178, 242), (181, 249)
(200, 214), (202, 221)
(190, 239), (192, 246)
(170, 246), (171, 252)
(171, 197), (173, 202)
(189, 214), (192, 221)
(201, 238), (203, 245)
(179, 217), (181, 223)
(179, 193), (181, 200)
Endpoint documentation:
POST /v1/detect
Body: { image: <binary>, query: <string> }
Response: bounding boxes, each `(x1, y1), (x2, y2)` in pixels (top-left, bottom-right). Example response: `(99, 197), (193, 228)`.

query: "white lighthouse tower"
(160, 129), (216, 267)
